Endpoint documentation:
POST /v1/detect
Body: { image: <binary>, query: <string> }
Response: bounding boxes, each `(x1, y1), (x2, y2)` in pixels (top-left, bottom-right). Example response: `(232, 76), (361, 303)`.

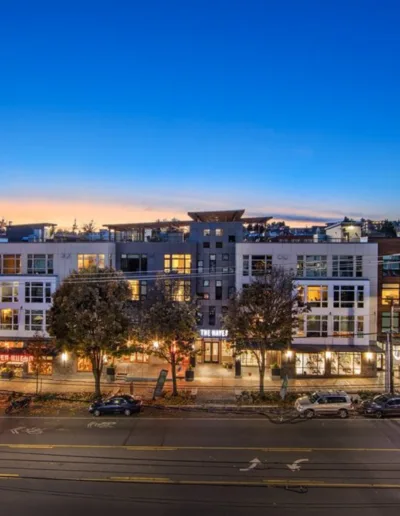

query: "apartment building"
(236, 242), (379, 378)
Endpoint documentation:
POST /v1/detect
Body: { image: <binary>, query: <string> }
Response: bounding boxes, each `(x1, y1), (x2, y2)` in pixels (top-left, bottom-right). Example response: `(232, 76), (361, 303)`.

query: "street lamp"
(61, 352), (68, 368)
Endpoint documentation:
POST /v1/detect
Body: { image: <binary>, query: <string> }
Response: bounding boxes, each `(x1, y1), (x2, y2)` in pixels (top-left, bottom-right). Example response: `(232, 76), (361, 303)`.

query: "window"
(216, 242), (223, 249)
(296, 353), (325, 376)
(228, 235), (236, 243)
(27, 254), (54, 274)
(25, 310), (45, 331)
(209, 306), (216, 326)
(78, 254), (105, 270)
(128, 280), (147, 301)
(165, 280), (191, 302)
(0, 255), (21, 274)
(216, 280), (222, 300)
(243, 255), (250, 276)
(250, 255), (272, 276)
(0, 282), (18, 302)
(332, 255), (362, 277)
(121, 254), (147, 273)
(382, 312), (400, 332)
(25, 282), (52, 303)
(202, 293), (210, 300)
(382, 284), (400, 305)
(383, 256), (400, 277)
(77, 357), (92, 372)
(197, 260), (204, 273)
(228, 286), (235, 298)
(28, 358), (53, 376)
(330, 352), (361, 375)
(203, 242), (210, 249)
(203, 279), (210, 287)
(297, 255), (327, 277)
(209, 254), (216, 273)
(0, 309), (19, 330)
(295, 315), (305, 337)
(129, 352), (149, 363)
(222, 253), (229, 261)
(216, 228), (223, 236)
(306, 315), (328, 337)
(306, 285), (328, 307)
(203, 229), (211, 236)
(333, 316), (364, 337)
(164, 254), (191, 274)
(334, 285), (364, 308)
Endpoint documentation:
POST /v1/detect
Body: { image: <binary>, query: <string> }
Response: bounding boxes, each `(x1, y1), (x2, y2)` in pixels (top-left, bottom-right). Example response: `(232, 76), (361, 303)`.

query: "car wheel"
(338, 409), (348, 419)
(304, 409), (315, 419)
(124, 409), (132, 417)
(93, 409), (101, 417)
(375, 410), (383, 419)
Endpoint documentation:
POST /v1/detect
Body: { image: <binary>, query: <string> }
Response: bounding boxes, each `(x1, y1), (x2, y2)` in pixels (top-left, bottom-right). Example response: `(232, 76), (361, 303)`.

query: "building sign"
(199, 329), (228, 338)
(0, 354), (32, 363)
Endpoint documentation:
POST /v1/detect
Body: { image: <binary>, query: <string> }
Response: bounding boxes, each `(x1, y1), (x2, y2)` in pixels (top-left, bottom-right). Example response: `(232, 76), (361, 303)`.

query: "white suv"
(295, 391), (353, 419)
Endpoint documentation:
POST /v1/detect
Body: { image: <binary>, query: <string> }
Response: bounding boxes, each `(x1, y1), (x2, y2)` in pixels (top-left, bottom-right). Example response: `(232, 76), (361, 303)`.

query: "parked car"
(295, 391), (353, 419)
(361, 394), (400, 418)
(89, 395), (142, 417)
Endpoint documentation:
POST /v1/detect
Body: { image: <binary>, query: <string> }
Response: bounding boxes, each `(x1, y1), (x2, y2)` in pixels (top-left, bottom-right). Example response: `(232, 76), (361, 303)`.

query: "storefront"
(0, 342), (54, 378)
(196, 329), (232, 365)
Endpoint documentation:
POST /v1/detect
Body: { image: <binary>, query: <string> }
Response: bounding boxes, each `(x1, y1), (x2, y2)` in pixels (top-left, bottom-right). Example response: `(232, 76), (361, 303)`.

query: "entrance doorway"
(204, 341), (219, 363)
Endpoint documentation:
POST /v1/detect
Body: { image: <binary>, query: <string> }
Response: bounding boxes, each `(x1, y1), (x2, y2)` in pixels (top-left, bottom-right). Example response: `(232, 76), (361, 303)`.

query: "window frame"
(0, 281), (19, 303)
(27, 254), (54, 275)
(164, 254), (191, 275)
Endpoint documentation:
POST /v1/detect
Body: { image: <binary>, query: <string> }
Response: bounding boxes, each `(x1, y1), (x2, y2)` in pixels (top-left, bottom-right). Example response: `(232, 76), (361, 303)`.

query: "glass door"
(204, 341), (220, 363)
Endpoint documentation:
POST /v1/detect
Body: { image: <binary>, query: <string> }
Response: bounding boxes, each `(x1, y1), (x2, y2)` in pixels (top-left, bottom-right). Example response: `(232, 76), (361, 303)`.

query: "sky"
(1, 0), (400, 228)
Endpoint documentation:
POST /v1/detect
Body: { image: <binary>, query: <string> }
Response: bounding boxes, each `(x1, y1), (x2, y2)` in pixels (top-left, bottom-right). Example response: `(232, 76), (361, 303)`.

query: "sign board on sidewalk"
(153, 369), (168, 399)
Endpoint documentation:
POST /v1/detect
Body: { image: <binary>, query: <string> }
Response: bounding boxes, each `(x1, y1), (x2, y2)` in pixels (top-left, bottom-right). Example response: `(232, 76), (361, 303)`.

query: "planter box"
(185, 370), (195, 382)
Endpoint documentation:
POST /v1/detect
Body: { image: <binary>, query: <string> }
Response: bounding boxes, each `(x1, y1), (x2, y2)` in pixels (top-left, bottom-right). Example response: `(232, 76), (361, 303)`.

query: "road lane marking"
(0, 474), (19, 477)
(287, 458), (309, 472)
(240, 458), (261, 472)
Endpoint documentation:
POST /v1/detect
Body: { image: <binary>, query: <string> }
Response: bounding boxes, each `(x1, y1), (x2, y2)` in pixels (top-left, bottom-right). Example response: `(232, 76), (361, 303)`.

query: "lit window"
(0, 255), (21, 274)
(306, 285), (328, 307)
(77, 357), (92, 372)
(0, 309), (19, 330)
(77, 254), (105, 270)
(0, 282), (18, 302)
(382, 284), (400, 305)
(128, 280), (147, 301)
(216, 229), (223, 236)
(203, 229), (211, 236)
(27, 254), (54, 274)
(297, 255), (327, 277)
(165, 280), (191, 302)
(164, 254), (191, 274)
(251, 255), (272, 276)
(25, 310), (44, 331)
(295, 315), (305, 337)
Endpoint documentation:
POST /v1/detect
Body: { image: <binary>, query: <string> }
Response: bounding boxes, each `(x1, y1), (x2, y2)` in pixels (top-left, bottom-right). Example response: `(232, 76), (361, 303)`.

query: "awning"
(291, 343), (384, 353)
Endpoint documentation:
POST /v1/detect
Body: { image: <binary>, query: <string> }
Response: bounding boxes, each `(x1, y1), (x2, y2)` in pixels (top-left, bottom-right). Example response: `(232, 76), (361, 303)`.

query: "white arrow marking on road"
(87, 422), (117, 429)
(10, 427), (26, 435)
(286, 458), (309, 472)
(10, 426), (43, 435)
(240, 458), (261, 472)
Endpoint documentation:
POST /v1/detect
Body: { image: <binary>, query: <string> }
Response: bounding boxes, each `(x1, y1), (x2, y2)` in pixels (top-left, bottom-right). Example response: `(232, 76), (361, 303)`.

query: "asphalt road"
(1, 411), (400, 515)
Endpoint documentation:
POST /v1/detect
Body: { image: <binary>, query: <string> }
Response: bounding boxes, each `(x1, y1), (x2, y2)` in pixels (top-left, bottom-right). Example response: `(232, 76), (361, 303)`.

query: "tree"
(26, 333), (55, 394)
(48, 268), (132, 397)
(381, 220), (397, 238)
(133, 280), (198, 396)
(223, 267), (308, 395)
(81, 220), (96, 236)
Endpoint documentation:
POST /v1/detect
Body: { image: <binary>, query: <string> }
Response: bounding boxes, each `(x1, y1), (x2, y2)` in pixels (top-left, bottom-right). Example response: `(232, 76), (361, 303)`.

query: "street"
(1, 411), (400, 514)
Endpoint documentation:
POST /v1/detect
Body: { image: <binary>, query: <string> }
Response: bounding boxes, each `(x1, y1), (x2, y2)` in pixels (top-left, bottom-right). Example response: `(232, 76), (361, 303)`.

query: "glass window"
(27, 254), (54, 274)
(251, 255), (272, 276)
(25, 282), (52, 303)
(129, 352), (149, 363)
(0, 255), (21, 274)
(203, 280), (210, 287)
(382, 312), (400, 332)
(203, 229), (211, 236)
(197, 260), (204, 273)
(25, 310), (44, 331)
(164, 254), (191, 274)
(222, 253), (229, 261)
(330, 352), (361, 375)
(295, 353), (325, 376)
(128, 280), (147, 301)
(383, 256), (400, 277)
(216, 242), (223, 248)
(209, 254), (216, 273)
(295, 314), (305, 337)
(216, 280), (222, 300)
(297, 255), (327, 277)
(77, 357), (92, 372)
(333, 316), (364, 337)
(165, 280), (191, 302)
(228, 286), (235, 298)
(382, 284), (400, 305)
(78, 254), (105, 271)
(203, 242), (210, 249)
(209, 306), (216, 326)
(120, 254), (147, 273)
(306, 285), (328, 307)
(306, 315), (328, 337)
(0, 282), (18, 302)
(333, 255), (362, 277)
(28, 359), (53, 376)
(216, 229), (223, 236)
(243, 255), (250, 276)
(228, 235), (236, 243)
(333, 285), (364, 308)
(0, 309), (19, 330)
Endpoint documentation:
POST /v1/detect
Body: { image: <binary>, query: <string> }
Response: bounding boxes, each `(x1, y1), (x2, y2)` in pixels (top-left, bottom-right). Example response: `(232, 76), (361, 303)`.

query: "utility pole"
(386, 299), (396, 395)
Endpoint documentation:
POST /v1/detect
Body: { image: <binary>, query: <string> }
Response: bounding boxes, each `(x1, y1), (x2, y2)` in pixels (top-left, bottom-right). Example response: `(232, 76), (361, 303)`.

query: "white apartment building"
(235, 242), (379, 378)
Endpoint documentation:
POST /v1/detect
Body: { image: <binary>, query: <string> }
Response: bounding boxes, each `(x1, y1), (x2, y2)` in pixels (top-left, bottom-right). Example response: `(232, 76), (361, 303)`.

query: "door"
(204, 341), (219, 363)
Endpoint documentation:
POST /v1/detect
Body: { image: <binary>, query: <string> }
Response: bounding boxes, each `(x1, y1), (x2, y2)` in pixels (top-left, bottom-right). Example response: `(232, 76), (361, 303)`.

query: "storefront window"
(77, 357), (92, 372)
(295, 353), (325, 375)
(240, 351), (259, 366)
(221, 341), (232, 360)
(129, 352), (149, 363)
(28, 359), (53, 375)
(330, 352), (361, 375)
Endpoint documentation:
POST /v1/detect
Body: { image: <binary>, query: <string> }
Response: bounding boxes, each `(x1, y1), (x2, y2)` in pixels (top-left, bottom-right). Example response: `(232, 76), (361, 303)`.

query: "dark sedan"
(362, 394), (400, 418)
(89, 395), (142, 417)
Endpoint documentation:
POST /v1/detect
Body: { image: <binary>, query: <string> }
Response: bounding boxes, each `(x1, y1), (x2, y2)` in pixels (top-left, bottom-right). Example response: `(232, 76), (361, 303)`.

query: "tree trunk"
(171, 352), (178, 397)
(258, 350), (266, 396)
(35, 371), (39, 395)
(93, 368), (102, 398)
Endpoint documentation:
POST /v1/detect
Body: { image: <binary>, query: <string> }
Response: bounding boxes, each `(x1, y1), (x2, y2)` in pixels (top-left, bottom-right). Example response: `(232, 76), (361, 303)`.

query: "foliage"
(81, 220), (97, 235)
(223, 267), (308, 394)
(48, 267), (133, 396)
(380, 220), (397, 238)
(132, 280), (198, 396)
(26, 333), (55, 394)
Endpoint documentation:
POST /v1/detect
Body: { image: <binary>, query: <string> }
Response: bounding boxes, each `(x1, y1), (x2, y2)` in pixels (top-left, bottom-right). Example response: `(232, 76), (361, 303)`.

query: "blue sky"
(1, 0), (399, 226)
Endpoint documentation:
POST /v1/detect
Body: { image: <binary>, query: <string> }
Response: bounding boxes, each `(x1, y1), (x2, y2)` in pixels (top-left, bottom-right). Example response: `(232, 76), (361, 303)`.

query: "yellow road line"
(0, 474), (19, 477)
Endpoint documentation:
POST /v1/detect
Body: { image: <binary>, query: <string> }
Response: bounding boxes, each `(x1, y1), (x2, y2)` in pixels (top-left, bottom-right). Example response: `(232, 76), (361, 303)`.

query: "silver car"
(295, 391), (353, 419)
